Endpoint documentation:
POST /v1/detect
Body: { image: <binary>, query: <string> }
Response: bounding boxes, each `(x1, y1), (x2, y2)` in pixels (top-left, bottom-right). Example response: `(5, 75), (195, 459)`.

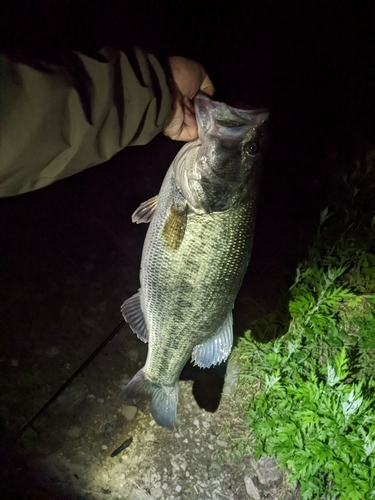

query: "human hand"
(163, 56), (215, 141)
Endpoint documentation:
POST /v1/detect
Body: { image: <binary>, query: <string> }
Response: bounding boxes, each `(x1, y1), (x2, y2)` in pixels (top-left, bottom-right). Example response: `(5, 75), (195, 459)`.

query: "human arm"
(0, 47), (213, 197)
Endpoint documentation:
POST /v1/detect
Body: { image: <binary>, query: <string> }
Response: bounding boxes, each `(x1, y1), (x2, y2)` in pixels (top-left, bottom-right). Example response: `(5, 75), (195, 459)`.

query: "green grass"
(234, 149), (375, 499)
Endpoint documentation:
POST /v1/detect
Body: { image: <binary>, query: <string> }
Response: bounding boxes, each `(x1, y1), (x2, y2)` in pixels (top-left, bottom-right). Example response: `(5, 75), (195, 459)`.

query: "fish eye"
(245, 140), (260, 156)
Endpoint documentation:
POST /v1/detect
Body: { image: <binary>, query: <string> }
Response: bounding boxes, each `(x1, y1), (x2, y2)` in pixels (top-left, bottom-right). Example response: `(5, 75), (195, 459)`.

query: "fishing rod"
(15, 319), (126, 441)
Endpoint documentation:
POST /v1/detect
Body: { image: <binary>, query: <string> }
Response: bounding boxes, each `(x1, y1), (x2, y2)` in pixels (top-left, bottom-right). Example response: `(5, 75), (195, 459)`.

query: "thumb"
(200, 74), (215, 97)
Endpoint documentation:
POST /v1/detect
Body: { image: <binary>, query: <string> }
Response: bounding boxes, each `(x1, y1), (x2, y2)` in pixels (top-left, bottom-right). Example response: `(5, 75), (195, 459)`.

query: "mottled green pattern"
(141, 167), (256, 386)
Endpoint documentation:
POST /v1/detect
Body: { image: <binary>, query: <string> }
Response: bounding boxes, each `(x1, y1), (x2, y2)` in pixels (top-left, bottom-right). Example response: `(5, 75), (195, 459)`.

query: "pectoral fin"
(121, 291), (148, 343)
(192, 313), (233, 368)
(132, 196), (158, 224)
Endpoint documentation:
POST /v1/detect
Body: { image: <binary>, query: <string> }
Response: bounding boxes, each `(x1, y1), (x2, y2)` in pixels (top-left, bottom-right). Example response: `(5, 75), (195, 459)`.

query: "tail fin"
(122, 369), (178, 430)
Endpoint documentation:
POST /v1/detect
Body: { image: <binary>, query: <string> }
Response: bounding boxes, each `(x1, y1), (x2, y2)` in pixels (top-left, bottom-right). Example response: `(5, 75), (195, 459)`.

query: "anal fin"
(192, 313), (233, 368)
(121, 291), (148, 343)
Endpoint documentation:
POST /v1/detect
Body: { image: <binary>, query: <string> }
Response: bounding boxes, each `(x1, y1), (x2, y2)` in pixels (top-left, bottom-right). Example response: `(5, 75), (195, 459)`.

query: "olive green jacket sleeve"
(0, 47), (173, 197)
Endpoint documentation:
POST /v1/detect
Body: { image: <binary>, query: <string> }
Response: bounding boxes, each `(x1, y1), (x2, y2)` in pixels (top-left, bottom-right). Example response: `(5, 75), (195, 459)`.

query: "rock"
(216, 440), (227, 447)
(122, 405), (138, 421)
(253, 457), (283, 485)
(128, 348), (139, 362)
(244, 476), (260, 499)
(223, 357), (241, 395)
(150, 487), (163, 498)
(23, 427), (38, 439)
(66, 426), (82, 438)
(46, 347), (60, 358)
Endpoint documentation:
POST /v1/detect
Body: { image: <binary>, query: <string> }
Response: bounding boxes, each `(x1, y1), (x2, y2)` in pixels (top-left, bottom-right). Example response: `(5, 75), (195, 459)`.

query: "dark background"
(0, 2), (374, 497)
(1, 0), (374, 302)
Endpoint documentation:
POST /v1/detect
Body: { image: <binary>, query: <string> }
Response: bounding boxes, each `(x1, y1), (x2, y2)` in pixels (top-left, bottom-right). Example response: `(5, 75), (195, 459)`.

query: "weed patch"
(235, 151), (375, 499)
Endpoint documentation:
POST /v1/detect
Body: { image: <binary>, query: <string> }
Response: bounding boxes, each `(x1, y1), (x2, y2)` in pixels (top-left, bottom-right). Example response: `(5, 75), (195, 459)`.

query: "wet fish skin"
(121, 93), (268, 429)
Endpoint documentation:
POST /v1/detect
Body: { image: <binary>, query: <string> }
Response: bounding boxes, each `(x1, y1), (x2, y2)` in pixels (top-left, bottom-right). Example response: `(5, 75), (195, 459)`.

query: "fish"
(121, 92), (268, 429)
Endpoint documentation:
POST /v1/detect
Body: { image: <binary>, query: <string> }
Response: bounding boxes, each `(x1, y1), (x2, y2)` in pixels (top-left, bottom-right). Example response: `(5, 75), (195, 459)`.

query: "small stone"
(121, 405), (137, 421)
(88, 394), (96, 400)
(175, 485), (182, 492)
(66, 426), (82, 438)
(46, 347), (60, 358)
(210, 461), (221, 471)
(101, 444), (108, 450)
(216, 440), (227, 447)
(174, 433), (181, 438)
(244, 477), (260, 500)
(97, 398), (104, 404)
(128, 348), (139, 362)
(150, 487), (163, 498)
(183, 438), (188, 443)
(23, 427), (37, 439)
(254, 456), (283, 485)
(10, 359), (19, 367)
(223, 357), (241, 395)
(208, 444), (214, 450)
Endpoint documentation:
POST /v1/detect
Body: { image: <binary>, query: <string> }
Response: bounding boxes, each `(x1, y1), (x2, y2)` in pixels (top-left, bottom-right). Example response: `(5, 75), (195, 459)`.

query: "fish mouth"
(195, 91), (268, 134)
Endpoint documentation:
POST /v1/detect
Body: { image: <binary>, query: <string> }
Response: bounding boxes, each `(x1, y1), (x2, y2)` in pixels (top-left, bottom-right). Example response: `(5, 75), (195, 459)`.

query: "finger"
(163, 102), (184, 140)
(181, 106), (198, 141)
(183, 96), (195, 114)
(200, 74), (215, 96)
(163, 103), (198, 142)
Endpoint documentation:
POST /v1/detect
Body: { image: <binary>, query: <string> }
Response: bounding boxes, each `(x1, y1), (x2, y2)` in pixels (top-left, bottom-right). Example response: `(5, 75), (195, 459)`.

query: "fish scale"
(121, 92), (268, 429)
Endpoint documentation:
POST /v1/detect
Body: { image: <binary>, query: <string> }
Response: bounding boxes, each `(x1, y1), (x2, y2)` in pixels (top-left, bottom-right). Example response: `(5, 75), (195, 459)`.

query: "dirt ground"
(0, 135), (305, 500)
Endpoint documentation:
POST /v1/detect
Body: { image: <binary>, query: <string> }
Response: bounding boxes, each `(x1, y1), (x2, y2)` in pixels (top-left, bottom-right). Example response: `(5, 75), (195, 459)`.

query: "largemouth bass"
(121, 92), (268, 429)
